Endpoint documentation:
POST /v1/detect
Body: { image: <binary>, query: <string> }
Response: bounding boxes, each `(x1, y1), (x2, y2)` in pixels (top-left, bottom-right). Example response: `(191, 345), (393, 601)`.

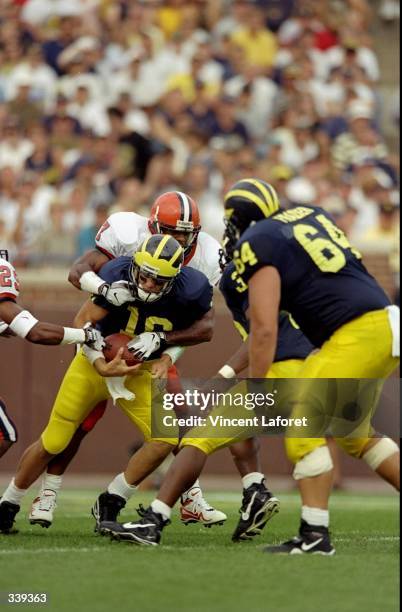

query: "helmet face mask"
(0, 249), (9, 261)
(130, 234), (184, 303)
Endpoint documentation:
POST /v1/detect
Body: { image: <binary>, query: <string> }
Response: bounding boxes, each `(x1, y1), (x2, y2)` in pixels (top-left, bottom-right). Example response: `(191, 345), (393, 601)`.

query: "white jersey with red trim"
(0, 259), (20, 333)
(0, 259), (20, 301)
(95, 211), (222, 286)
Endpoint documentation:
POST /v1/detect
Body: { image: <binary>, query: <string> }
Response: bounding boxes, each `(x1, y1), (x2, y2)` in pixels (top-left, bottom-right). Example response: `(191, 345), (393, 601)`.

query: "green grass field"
(0, 489), (399, 612)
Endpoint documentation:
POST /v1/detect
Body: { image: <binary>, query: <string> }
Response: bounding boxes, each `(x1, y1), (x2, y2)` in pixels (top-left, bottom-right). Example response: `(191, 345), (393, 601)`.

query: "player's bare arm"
(248, 267), (280, 377)
(0, 299), (103, 348)
(164, 308), (214, 346)
(69, 249), (133, 307)
(217, 341), (249, 378)
(68, 249), (110, 290)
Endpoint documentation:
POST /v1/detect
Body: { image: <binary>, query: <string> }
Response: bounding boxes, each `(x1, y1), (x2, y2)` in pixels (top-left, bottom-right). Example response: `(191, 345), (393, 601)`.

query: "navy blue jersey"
(220, 261), (313, 361)
(227, 206), (390, 348)
(93, 257), (213, 358)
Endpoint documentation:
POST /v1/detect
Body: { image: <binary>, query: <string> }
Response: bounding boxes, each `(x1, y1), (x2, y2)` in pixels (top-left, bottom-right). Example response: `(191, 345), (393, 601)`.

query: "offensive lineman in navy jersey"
(222, 179), (399, 554)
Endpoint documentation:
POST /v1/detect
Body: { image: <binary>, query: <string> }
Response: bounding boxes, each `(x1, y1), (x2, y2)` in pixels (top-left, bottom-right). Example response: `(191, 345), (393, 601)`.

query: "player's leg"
(100, 433), (278, 545)
(92, 369), (179, 530)
(265, 311), (399, 554)
(263, 437), (335, 555)
(0, 398), (17, 460)
(336, 435), (400, 490)
(166, 365), (227, 526)
(29, 401), (107, 527)
(0, 353), (108, 533)
(100, 444), (210, 545)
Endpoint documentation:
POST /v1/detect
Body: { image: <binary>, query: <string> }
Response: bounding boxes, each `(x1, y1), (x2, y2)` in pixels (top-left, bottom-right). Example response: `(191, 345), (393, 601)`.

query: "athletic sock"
(301, 505), (329, 528)
(242, 472), (265, 490)
(151, 499), (172, 520)
(1, 478), (26, 506)
(41, 473), (63, 493)
(107, 473), (137, 501)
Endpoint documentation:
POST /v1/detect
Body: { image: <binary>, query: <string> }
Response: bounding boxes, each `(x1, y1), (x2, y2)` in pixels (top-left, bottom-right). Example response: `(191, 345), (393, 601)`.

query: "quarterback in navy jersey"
(0, 235), (220, 535)
(92, 257), (212, 354)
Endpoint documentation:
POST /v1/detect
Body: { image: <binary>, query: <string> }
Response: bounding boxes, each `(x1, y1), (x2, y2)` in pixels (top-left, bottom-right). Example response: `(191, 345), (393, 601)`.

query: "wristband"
(9, 310), (38, 338)
(163, 346), (185, 364)
(79, 271), (104, 294)
(218, 365), (236, 379)
(61, 327), (86, 345)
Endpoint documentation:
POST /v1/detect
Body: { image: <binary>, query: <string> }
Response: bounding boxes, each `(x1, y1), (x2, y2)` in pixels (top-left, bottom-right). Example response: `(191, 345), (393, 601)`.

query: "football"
(103, 333), (143, 366)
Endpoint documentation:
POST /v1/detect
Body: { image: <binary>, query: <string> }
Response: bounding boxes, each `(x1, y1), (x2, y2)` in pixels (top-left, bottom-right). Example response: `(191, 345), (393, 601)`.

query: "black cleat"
(232, 480), (280, 542)
(91, 491), (126, 533)
(100, 505), (170, 546)
(0, 500), (20, 534)
(264, 520), (335, 555)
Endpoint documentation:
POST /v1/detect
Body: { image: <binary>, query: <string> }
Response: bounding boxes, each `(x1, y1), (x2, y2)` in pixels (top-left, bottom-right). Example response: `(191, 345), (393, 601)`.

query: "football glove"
(99, 281), (134, 307)
(83, 323), (105, 352)
(127, 331), (166, 360)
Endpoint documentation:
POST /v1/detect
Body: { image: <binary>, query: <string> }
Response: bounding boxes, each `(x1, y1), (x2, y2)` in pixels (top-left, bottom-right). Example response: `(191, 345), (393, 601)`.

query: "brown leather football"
(103, 333), (143, 366)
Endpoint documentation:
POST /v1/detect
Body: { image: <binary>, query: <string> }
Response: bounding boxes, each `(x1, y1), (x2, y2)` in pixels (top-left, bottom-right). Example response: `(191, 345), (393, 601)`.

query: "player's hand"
(0, 321), (15, 338)
(150, 354), (172, 379)
(128, 331), (166, 360)
(83, 324), (105, 351)
(99, 281), (134, 307)
(94, 348), (142, 377)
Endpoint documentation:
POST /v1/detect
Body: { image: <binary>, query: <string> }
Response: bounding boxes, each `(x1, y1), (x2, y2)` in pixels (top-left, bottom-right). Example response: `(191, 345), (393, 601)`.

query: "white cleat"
(29, 490), (57, 528)
(180, 487), (227, 528)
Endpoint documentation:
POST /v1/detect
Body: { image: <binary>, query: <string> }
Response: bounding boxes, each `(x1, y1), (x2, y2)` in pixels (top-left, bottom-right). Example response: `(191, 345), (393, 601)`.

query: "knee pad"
(293, 445), (334, 480)
(362, 437), (400, 470)
(285, 437), (326, 465)
(41, 419), (76, 455)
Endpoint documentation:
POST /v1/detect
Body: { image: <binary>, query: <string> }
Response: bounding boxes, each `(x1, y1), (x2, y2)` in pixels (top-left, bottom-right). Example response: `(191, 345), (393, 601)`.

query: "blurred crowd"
(0, 0), (399, 293)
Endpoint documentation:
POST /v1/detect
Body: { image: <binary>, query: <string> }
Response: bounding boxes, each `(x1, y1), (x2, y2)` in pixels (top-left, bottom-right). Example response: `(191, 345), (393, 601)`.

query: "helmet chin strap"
(136, 287), (163, 303)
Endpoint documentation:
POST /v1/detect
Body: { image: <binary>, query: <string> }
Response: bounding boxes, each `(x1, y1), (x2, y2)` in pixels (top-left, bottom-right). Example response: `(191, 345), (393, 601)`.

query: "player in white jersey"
(29, 192), (229, 529)
(0, 249), (104, 465)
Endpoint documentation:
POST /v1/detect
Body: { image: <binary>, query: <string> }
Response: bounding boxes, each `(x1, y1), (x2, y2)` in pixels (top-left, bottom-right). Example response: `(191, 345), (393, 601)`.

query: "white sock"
(107, 473), (137, 501)
(41, 473), (63, 493)
(151, 499), (172, 520)
(242, 472), (265, 490)
(301, 505), (329, 528)
(1, 478), (27, 506)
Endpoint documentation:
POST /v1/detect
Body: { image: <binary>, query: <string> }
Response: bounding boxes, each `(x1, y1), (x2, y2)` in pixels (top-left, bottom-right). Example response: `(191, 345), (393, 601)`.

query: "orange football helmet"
(148, 191), (201, 256)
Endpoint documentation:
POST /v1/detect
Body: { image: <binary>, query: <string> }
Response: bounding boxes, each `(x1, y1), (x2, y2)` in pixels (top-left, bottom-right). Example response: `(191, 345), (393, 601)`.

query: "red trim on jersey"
(96, 246), (115, 260)
(0, 293), (17, 300)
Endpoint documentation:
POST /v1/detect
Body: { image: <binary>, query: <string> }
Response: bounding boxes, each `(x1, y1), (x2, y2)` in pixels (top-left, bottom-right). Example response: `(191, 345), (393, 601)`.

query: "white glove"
(0, 320), (8, 335)
(99, 281), (134, 307)
(83, 323), (105, 352)
(127, 331), (166, 360)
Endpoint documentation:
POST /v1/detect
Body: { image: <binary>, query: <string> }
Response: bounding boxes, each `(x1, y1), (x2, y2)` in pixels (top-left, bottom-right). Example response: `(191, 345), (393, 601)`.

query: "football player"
(0, 235), (216, 534)
(0, 249), (104, 462)
(99, 179), (399, 552)
(29, 192), (246, 529)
